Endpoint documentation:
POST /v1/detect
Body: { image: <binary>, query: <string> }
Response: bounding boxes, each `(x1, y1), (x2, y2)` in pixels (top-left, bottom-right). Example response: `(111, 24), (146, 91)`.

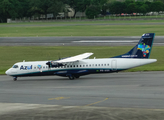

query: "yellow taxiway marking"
(48, 97), (70, 100)
(85, 98), (108, 106)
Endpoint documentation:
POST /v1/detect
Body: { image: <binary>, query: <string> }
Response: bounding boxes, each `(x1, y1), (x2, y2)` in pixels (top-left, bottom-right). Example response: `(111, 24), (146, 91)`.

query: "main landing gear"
(13, 77), (17, 81)
(67, 74), (80, 80)
(68, 75), (74, 80)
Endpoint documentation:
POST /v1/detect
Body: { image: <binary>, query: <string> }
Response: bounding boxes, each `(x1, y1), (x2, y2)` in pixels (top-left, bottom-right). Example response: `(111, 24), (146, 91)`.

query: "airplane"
(6, 33), (157, 81)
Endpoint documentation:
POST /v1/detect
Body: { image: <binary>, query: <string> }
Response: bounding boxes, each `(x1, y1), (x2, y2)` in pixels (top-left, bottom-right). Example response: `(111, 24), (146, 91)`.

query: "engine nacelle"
(46, 61), (65, 68)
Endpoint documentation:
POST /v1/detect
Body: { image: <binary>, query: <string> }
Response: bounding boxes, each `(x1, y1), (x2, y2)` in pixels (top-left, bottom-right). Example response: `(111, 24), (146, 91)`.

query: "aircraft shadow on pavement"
(14, 75), (130, 81)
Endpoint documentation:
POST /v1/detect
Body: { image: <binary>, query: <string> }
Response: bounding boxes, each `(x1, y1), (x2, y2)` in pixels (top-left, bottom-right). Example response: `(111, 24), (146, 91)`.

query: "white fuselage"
(6, 58), (157, 77)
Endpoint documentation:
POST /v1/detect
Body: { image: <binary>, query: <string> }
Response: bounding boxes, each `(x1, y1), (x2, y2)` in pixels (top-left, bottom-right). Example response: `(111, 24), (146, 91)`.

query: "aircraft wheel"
(68, 75), (74, 80)
(75, 76), (80, 79)
(13, 77), (17, 81)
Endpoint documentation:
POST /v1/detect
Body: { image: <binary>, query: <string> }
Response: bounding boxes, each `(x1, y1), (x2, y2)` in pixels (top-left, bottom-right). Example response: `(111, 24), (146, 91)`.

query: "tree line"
(0, 0), (164, 22)
(108, 0), (164, 15)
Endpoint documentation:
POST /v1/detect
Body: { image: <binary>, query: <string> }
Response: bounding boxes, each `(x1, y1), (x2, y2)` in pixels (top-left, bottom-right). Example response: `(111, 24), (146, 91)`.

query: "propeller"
(58, 53), (61, 60)
(46, 61), (52, 70)
(46, 52), (52, 70)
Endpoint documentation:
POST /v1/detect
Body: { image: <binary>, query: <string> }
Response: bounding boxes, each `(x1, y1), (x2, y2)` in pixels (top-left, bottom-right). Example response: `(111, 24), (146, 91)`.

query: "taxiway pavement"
(0, 36), (164, 46)
(0, 71), (164, 109)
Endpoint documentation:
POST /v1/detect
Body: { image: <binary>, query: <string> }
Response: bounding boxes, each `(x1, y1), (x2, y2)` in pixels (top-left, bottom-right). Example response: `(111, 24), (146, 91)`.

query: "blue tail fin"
(112, 33), (155, 59)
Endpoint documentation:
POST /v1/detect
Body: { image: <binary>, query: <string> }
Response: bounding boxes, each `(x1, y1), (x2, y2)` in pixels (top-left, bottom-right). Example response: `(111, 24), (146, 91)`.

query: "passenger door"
(111, 60), (117, 71)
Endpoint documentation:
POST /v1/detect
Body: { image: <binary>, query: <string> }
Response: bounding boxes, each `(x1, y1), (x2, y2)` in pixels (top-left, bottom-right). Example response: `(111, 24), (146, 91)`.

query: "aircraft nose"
(5, 69), (10, 75)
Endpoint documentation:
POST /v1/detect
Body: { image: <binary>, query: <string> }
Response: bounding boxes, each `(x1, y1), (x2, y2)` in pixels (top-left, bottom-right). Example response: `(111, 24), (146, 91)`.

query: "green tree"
(18, 0), (30, 18)
(139, 5), (147, 14)
(126, 3), (137, 14)
(151, 1), (164, 12)
(48, 0), (66, 17)
(0, 0), (21, 22)
(135, 1), (148, 14)
(109, 1), (126, 14)
(154, 0), (164, 3)
(145, 1), (152, 12)
(65, 0), (89, 17)
(135, 1), (143, 13)
(85, 5), (100, 19)
(90, 0), (108, 15)
(28, 0), (43, 18)
(65, 0), (108, 17)
(39, 0), (51, 19)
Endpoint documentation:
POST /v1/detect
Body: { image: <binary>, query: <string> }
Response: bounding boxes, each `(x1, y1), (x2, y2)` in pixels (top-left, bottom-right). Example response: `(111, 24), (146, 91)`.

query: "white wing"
(55, 53), (93, 63)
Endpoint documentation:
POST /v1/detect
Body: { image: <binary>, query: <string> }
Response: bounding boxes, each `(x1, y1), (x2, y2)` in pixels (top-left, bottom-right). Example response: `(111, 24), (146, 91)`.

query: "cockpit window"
(12, 65), (19, 68)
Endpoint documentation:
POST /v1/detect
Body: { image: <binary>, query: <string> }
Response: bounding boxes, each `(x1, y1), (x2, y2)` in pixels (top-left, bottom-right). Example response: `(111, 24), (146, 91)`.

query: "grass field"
(1, 19), (164, 25)
(0, 20), (163, 74)
(0, 20), (164, 37)
(1, 25), (164, 37)
(0, 46), (163, 75)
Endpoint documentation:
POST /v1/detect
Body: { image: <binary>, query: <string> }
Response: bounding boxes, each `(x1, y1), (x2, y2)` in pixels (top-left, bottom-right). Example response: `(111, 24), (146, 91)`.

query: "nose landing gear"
(13, 77), (17, 81)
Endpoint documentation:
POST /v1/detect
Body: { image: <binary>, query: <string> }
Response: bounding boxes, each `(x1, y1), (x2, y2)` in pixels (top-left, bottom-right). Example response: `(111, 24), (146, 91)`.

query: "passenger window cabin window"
(73, 65), (75, 67)
(107, 64), (109, 66)
(83, 65), (85, 67)
(86, 65), (88, 67)
(104, 64), (106, 66)
(95, 64), (97, 66)
(89, 64), (91, 67)
(77, 65), (78, 67)
(98, 64), (100, 66)
(101, 64), (103, 66)
(80, 65), (81, 67)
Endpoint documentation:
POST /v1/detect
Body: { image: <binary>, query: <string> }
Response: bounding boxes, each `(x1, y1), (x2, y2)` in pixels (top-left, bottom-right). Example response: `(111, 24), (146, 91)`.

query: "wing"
(55, 52), (93, 63)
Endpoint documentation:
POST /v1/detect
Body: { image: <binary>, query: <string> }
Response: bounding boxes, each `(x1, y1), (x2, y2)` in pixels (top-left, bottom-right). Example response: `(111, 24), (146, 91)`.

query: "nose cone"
(5, 69), (10, 75)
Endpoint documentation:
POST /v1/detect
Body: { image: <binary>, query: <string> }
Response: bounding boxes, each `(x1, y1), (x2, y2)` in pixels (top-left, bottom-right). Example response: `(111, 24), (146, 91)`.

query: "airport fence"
(7, 14), (164, 23)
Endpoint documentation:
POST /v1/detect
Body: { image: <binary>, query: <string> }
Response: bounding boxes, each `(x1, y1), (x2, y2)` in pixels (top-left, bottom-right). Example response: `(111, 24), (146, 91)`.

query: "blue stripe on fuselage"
(11, 68), (125, 77)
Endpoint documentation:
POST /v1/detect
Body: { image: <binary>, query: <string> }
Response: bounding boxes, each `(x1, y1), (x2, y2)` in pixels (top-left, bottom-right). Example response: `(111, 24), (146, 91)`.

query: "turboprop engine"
(46, 61), (65, 68)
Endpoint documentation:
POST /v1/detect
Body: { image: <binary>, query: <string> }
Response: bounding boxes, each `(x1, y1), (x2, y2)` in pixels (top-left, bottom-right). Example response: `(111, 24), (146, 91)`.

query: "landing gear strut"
(68, 75), (74, 80)
(75, 75), (80, 79)
(67, 74), (80, 80)
(13, 77), (17, 81)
